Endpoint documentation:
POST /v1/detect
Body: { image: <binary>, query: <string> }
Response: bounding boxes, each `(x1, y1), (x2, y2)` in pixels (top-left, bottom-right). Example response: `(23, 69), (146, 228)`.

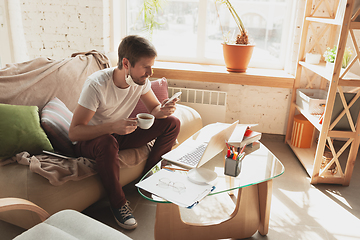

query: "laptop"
(162, 121), (239, 169)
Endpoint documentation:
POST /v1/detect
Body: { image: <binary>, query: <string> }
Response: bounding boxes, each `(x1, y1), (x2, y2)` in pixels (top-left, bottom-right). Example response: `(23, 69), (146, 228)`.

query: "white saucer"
(187, 168), (217, 185)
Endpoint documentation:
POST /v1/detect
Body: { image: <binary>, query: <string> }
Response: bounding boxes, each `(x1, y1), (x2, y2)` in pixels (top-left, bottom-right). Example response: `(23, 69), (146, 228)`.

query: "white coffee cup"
(136, 113), (155, 129)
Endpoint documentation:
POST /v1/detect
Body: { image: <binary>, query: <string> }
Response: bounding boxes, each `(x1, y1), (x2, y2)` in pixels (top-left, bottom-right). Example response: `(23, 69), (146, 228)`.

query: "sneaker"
(111, 201), (138, 230)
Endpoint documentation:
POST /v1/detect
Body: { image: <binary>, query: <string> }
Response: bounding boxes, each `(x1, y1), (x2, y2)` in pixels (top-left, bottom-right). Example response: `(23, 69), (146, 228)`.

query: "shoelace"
(119, 202), (133, 219)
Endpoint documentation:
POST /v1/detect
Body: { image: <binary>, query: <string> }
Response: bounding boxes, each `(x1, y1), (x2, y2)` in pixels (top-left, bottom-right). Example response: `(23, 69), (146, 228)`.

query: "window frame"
(0, 0), (13, 67)
(111, 0), (297, 71)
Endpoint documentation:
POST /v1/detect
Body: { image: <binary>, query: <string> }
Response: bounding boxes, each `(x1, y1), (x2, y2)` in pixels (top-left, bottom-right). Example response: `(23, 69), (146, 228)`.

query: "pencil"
(240, 145), (246, 154)
(237, 152), (245, 161)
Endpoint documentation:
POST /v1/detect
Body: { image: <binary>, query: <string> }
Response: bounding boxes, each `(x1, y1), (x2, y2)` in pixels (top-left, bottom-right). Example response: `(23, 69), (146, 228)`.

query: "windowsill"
(152, 61), (295, 89)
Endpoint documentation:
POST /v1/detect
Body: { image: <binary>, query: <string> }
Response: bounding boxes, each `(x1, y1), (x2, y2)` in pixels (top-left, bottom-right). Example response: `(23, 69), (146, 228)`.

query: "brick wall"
(20, 0), (105, 59)
(167, 79), (291, 135)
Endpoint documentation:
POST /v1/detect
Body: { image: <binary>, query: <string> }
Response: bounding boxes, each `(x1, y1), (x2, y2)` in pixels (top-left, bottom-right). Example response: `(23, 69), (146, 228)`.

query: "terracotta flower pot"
(222, 43), (255, 73)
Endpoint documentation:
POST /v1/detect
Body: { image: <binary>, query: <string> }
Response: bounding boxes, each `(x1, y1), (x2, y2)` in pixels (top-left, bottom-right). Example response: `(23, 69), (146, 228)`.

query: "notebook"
(162, 121), (238, 169)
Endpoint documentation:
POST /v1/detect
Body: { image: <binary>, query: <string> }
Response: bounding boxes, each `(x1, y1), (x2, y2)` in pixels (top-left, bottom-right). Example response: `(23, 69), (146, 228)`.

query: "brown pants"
(74, 116), (180, 208)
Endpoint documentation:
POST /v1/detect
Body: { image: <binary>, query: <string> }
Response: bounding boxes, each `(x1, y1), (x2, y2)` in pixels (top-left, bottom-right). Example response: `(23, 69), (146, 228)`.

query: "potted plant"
(215, 0), (255, 73)
(138, 0), (167, 40)
(323, 46), (353, 71)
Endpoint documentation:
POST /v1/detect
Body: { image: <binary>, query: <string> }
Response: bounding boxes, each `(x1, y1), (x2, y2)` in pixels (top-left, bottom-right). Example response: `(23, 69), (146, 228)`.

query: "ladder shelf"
(285, 0), (360, 186)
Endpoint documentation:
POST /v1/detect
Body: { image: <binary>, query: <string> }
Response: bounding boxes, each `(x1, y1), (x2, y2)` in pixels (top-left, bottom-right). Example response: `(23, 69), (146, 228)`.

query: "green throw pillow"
(0, 103), (53, 160)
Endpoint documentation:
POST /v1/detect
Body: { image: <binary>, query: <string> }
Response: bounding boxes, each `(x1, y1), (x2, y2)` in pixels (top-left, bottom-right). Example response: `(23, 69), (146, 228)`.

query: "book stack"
(228, 124), (262, 148)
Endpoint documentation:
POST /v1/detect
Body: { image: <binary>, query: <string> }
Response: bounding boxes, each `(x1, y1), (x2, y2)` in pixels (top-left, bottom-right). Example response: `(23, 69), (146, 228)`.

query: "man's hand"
(159, 97), (178, 117)
(112, 118), (138, 135)
(140, 89), (179, 119)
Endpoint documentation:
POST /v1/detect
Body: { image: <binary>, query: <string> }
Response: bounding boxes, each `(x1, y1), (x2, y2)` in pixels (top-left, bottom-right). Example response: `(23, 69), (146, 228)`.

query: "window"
(115, 0), (295, 70)
(0, 0), (11, 68)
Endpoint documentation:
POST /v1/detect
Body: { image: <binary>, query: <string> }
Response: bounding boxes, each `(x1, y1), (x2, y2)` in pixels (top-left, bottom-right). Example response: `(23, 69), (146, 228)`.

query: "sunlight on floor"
(325, 189), (352, 209)
(271, 186), (360, 240)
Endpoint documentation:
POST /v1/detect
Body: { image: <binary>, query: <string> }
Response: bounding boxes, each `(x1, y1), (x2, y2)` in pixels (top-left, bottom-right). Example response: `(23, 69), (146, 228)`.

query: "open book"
(136, 169), (214, 208)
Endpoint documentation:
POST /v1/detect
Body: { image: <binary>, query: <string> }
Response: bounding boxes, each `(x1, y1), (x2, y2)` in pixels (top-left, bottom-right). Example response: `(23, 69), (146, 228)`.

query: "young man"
(69, 35), (180, 230)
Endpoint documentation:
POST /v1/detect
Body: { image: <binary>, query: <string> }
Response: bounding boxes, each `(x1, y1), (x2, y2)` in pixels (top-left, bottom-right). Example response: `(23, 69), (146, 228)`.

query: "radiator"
(168, 87), (227, 126)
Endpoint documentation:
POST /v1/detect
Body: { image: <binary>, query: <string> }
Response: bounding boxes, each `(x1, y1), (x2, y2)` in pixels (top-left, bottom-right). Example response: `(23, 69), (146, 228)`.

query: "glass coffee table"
(138, 142), (284, 240)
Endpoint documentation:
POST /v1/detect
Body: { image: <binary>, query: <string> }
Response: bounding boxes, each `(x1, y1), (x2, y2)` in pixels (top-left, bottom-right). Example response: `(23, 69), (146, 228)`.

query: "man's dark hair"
(117, 35), (157, 69)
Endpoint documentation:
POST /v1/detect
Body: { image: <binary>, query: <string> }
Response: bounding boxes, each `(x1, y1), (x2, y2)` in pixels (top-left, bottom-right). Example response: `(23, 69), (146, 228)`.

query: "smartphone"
(162, 92), (182, 107)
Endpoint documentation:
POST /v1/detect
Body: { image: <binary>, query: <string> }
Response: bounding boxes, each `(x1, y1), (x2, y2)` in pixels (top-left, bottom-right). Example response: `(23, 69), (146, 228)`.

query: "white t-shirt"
(78, 67), (151, 125)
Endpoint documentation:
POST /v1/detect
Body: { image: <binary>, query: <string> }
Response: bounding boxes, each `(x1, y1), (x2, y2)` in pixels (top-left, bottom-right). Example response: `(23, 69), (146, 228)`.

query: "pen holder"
(224, 155), (243, 177)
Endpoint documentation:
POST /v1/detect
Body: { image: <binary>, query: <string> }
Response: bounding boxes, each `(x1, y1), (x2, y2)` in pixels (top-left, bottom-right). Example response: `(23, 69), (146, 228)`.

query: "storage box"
(305, 53), (321, 64)
(291, 114), (314, 148)
(296, 89), (327, 115)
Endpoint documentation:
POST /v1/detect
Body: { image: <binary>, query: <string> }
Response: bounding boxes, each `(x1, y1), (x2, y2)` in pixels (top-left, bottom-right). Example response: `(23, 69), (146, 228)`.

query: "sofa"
(0, 51), (202, 229)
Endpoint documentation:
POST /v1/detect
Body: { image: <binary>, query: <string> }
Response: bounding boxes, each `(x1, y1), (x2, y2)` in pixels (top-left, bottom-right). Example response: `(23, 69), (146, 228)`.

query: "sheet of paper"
(136, 169), (214, 208)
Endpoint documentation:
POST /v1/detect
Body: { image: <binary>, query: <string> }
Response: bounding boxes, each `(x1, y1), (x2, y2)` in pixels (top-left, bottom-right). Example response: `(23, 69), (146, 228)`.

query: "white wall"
(19, 0), (106, 59)
(0, 0), (13, 66)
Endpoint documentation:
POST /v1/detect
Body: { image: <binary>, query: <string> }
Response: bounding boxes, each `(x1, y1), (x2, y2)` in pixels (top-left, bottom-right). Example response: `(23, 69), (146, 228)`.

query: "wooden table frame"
(154, 180), (273, 240)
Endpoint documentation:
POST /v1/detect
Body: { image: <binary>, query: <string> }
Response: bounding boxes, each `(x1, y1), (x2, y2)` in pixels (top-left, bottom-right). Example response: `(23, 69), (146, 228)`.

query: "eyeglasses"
(156, 178), (186, 194)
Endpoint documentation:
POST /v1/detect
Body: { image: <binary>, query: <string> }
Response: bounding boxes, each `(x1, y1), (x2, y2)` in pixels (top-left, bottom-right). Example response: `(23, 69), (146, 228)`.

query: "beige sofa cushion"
(0, 163), (105, 229)
(173, 104), (203, 146)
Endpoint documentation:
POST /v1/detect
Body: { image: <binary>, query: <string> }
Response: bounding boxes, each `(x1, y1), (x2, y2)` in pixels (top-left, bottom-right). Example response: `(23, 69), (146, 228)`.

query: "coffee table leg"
(154, 184), (262, 240)
(258, 180), (273, 235)
(154, 202), (185, 240)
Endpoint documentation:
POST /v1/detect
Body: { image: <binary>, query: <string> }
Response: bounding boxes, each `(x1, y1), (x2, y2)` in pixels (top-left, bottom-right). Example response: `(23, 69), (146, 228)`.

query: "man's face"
(129, 56), (155, 85)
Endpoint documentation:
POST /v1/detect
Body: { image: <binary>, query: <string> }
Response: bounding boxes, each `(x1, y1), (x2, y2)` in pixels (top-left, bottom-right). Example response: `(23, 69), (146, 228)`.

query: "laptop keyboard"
(178, 143), (207, 166)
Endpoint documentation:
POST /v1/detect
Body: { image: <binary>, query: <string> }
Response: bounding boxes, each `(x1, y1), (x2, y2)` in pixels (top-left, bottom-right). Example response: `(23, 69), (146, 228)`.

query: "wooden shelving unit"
(285, 0), (360, 185)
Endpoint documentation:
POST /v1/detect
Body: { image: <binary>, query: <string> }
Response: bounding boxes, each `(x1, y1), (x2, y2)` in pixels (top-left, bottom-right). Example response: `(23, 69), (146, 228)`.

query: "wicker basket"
(321, 151), (337, 174)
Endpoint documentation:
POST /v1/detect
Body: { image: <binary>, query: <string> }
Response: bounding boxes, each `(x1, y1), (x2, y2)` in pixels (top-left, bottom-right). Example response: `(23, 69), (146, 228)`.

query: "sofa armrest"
(0, 198), (50, 222)
(173, 104), (202, 146)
